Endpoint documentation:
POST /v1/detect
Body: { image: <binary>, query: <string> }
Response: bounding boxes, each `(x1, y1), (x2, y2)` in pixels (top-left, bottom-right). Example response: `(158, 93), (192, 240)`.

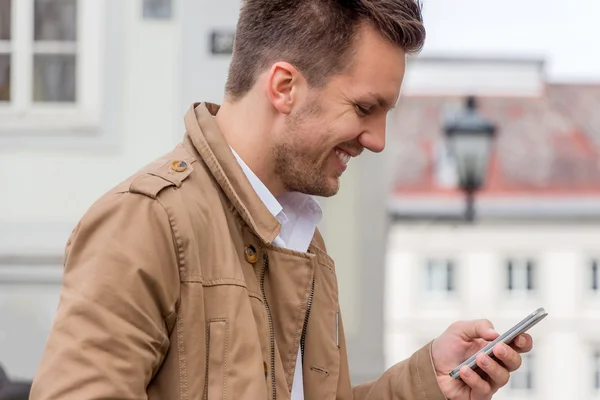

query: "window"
(33, 0), (77, 102)
(143, 0), (172, 20)
(592, 259), (599, 292)
(0, 0), (11, 102)
(210, 30), (235, 55)
(507, 258), (535, 292)
(510, 353), (534, 390)
(0, 0), (103, 131)
(426, 259), (454, 293)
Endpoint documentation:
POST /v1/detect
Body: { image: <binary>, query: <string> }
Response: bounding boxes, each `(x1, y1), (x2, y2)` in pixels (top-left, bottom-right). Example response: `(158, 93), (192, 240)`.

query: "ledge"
(389, 195), (600, 222)
(0, 223), (72, 258)
(0, 223), (70, 284)
(0, 265), (63, 285)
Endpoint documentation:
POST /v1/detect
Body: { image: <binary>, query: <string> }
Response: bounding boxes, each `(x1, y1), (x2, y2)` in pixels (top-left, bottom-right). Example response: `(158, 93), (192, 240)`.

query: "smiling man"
(31, 1), (532, 399)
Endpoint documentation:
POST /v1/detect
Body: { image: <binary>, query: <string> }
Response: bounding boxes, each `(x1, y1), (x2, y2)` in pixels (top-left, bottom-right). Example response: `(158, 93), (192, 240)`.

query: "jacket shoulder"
(113, 145), (197, 199)
(128, 159), (195, 199)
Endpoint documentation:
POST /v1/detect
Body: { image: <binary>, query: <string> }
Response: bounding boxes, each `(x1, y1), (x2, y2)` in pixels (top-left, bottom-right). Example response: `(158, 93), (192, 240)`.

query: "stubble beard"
(273, 138), (340, 197)
(273, 104), (340, 197)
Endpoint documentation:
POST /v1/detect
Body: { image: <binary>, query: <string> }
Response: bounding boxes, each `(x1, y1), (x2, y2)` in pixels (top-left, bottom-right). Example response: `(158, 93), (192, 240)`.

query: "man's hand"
(431, 319), (533, 400)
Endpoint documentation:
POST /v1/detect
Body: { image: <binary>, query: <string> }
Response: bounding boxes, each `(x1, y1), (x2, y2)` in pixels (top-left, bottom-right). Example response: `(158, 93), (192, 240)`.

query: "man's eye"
(355, 105), (371, 116)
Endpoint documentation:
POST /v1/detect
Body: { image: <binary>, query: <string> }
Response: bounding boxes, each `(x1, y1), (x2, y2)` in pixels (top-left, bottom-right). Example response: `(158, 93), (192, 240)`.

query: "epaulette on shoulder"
(129, 158), (195, 199)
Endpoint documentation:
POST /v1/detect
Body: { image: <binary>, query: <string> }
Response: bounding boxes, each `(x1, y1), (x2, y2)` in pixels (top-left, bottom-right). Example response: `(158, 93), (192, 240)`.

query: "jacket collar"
(183, 102), (281, 244)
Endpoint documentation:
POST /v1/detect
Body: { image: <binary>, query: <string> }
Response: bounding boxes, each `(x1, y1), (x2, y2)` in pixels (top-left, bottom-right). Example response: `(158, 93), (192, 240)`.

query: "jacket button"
(245, 245), (258, 264)
(171, 160), (188, 172)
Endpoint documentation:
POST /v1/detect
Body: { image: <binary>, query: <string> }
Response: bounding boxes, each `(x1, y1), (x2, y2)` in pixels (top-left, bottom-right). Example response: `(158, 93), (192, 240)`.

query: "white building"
(385, 221), (600, 400)
(383, 52), (600, 400)
(1, 2), (600, 399)
(381, 1), (600, 399)
(382, 13), (600, 398)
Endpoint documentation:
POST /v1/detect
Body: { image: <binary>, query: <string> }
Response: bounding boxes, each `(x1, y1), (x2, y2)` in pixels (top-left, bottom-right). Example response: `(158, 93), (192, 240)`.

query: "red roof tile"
(392, 84), (600, 197)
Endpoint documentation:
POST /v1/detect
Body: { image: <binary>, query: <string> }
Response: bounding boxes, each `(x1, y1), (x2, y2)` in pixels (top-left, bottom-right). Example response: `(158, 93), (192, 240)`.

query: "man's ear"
(266, 62), (305, 115)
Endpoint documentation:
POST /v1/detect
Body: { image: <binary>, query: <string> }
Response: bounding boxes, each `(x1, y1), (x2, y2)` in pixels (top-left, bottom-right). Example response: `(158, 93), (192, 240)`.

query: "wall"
(402, 58), (544, 97)
(0, 0), (181, 226)
(0, 0), (183, 379)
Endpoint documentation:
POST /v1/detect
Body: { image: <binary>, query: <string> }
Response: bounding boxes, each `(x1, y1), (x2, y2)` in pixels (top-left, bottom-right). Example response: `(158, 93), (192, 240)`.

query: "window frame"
(142, 0), (173, 20)
(592, 259), (599, 292)
(0, 0), (13, 101)
(0, 0), (104, 134)
(507, 257), (536, 293)
(425, 258), (456, 295)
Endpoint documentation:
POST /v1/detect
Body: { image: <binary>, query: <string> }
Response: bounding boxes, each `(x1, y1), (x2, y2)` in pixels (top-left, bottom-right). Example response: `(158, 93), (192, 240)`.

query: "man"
(31, 0), (533, 399)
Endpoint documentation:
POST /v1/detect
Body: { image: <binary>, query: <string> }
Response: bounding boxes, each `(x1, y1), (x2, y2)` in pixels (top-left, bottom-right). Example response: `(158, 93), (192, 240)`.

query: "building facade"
(385, 220), (600, 400)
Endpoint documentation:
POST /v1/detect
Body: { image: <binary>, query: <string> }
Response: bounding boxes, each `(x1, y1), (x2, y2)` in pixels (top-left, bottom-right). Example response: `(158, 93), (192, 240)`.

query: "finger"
(476, 352), (510, 391)
(511, 334), (533, 353)
(493, 343), (522, 372)
(460, 365), (493, 398)
(456, 319), (499, 341)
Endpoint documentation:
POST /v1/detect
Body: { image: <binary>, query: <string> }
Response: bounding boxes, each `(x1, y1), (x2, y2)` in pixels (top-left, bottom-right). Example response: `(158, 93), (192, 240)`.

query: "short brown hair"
(225, 0), (425, 100)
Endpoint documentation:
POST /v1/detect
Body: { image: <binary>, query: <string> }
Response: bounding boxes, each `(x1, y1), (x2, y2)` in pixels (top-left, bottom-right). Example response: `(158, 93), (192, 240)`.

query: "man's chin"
(284, 174), (340, 197)
(294, 183), (338, 198)
(317, 178), (340, 198)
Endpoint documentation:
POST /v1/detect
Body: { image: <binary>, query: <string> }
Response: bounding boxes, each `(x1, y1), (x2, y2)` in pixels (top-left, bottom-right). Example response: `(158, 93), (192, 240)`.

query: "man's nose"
(358, 118), (386, 153)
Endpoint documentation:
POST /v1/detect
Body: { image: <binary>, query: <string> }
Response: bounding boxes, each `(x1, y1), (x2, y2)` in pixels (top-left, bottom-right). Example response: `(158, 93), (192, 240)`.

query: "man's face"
(272, 25), (407, 197)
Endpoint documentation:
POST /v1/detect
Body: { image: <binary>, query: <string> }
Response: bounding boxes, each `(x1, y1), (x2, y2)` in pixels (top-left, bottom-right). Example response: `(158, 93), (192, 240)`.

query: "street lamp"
(444, 96), (497, 222)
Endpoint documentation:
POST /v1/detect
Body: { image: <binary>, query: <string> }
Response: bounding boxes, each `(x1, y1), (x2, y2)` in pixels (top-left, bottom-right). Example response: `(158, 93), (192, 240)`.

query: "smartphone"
(449, 307), (548, 380)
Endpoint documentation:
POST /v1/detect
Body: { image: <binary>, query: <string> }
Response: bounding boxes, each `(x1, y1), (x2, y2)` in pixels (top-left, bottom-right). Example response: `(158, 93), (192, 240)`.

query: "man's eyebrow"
(366, 92), (396, 110)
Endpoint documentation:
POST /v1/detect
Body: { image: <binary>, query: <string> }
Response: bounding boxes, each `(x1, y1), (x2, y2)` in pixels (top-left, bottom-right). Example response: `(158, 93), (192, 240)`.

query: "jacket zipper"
(300, 273), (315, 362)
(261, 253), (277, 400)
(204, 322), (210, 400)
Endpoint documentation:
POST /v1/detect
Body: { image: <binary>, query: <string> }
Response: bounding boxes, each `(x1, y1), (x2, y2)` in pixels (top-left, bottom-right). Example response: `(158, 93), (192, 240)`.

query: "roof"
(390, 84), (600, 218)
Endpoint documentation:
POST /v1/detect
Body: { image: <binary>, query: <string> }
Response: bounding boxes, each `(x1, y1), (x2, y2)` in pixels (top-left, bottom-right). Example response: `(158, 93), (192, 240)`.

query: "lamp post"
(444, 96), (497, 222)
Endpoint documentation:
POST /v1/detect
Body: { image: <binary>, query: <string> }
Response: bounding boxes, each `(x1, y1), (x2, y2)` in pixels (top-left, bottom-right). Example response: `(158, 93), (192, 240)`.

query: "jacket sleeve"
(337, 311), (447, 400)
(351, 343), (447, 400)
(30, 192), (181, 400)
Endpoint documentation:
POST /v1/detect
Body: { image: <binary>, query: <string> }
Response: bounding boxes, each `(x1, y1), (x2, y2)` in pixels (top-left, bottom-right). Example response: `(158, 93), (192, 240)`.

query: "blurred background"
(1, 0), (600, 399)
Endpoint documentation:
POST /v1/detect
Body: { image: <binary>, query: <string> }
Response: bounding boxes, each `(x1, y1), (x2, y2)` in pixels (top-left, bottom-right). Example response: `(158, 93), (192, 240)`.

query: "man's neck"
(215, 96), (286, 197)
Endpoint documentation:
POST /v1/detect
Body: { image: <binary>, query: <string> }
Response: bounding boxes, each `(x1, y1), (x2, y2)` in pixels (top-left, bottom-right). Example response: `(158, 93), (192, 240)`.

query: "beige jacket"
(30, 103), (447, 400)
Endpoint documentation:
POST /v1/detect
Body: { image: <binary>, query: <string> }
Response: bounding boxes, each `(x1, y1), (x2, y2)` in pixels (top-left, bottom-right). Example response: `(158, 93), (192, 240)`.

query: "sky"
(420, 0), (600, 82)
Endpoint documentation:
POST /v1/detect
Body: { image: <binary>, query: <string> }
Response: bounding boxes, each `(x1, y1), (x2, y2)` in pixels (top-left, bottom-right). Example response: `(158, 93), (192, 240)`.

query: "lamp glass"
(448, 131), (493, 191)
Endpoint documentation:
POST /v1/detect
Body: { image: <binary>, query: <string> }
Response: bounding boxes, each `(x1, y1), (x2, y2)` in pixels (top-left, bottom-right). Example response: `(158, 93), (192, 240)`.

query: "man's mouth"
(334, 148), (351, 165)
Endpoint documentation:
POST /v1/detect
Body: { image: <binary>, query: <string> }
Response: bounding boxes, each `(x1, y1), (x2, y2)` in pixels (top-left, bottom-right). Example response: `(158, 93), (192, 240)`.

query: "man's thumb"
(461, 319), (499, 341)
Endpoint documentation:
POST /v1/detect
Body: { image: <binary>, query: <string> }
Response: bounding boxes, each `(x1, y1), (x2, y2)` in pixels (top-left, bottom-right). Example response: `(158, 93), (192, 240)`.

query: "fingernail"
(516, 336), (525, 347)
(463, 368), (472, 378)
(480, 355), (490, 367)
(497, 345), (508, 358)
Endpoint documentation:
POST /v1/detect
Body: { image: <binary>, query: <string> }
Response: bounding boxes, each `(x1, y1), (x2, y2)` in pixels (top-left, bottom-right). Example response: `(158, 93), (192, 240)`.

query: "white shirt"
(231, 148), (322, 400)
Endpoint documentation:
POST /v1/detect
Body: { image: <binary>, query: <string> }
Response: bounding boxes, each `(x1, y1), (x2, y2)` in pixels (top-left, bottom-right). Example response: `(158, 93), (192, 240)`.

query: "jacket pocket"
(206, 318), (228, 400)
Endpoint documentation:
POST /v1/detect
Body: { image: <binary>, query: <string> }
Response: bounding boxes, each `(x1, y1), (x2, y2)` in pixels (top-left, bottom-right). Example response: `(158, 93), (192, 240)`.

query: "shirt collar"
(229, 147), (284, 220)
(229, 148), (322, 226)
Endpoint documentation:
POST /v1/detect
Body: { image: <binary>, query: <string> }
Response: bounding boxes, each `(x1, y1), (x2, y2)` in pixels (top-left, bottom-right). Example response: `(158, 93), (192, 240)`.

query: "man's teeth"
(335, 149), (351, 165)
